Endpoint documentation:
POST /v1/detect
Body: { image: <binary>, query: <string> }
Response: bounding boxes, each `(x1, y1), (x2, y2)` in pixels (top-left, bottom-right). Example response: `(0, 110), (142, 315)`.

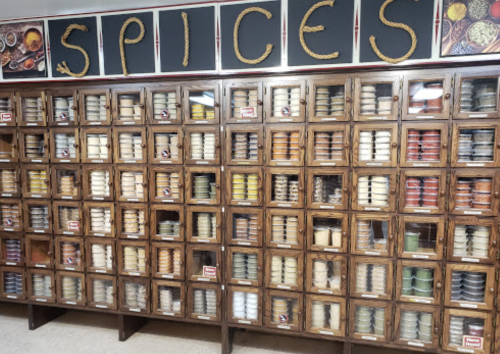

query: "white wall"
(0, 0), (215, 21)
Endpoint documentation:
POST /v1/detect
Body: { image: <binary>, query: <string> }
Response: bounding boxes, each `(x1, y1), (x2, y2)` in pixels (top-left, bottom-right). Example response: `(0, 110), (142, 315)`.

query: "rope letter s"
(56, 24), (90, 78)
(234, 7), (273, 65)
(119, 17), (145, 76)
(299, 1), (339, 60)
(369, 0), (418, 64)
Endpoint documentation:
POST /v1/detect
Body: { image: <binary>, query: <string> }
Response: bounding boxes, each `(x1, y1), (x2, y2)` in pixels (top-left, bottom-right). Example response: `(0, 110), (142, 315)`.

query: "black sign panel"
(101, 12), (155, 75)
(288, 0), (354, 66)
(160, 6), (216, 72)
(220, 0), (281, 70)
(360, 0), (433, 63)
(48, 17), (100, 77)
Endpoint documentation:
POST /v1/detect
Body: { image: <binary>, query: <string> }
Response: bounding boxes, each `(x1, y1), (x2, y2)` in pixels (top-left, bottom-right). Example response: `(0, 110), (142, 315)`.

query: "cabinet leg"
(221, 325), (235, 354)
(343, 341), (352, 354)
(118, 314), (148, 341)
(28, 304), (66, 330)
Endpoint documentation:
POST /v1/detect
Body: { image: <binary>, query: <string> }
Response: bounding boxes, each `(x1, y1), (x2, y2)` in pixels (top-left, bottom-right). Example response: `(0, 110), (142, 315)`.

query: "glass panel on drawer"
(119, 171), (144, 199)
(90, 243), (113, 270)
(272, 174), (299, 204)
(192, 212), (217, 240)
(232, 290), (258, 321)
(270, 295), (299, 325)
(21, 96), (43, 123)
(158, 285), (182, 313)
(32, 273), (52, 298)
(122, 245), (147, 272)
(455, 177), (492, 211)
(124, 280), (147, 309)
(448, 316), (485, 349)
(457, 128), (494, 163)
(118, 132), (144, 161)
(0, 169), (16, 194)
(272, 87), (300, 118)
(60, 275), (82, 301)
(1, 238), (21, 263)
(354, 305), (385, 336)
(89, 169), (111, 197)
(312, 217), (342, 249)
(231, 132), (258, 161)
(3, 271), (23, 295)
(192, 173), (216, 200)
(408, 80), (444, 114)
(154, 132), (180, 161)
(406, 129), (441, 163)
(189, 91), (215, 121)
(153, 92), (177, 121)
(460, 78), (498, 113)
(231, 89), (258, 119)
(193, 288), (217, 316)
(314, 86), (345, 117)
(232, 173), (258, 202)
(157, 248), (181, 275)
(270, 255), (299, 286)
(271, 215), (299, 246)
(356, 219), (389, 253)
(405, 177), (439, 209)
(58, 206), (79, 231)
(86, 133), (109, 159)
(313, 130), (344, 162)
(232, 213), (259, 243)
(311, 300), (341, 330)
(0, 203), (20, 228)
(121, 209), (146, 236)
(402, 266), (435, 299)
(403, 222), (438, 255)
(84, 94), (107, 122)
(312, 259), (342, 291)
(0, 96), (13, 122)
(399, 310), (434, 342)
(92, 278), (114, 305)
(312, 175), (343, 205)
(25, 133), (45, 159)
(28, 204), (49, 230)
(190, 132), (215, 160)
(155, 210), (180, 238)
(89, 206), (112, 234)
(0, 132), (15, 159)
(117, 94), (141, 122)
(192, 250), (217, 276)
(359, 129), (392, 163)
(232, 252), (258, 282)
(451, 271), (486, 303)
(52, 96), (75, 123)
(358, 175), (389, 207)
(59, 240), (82, 266)
(56, 169), (78, 197)
(271, 131), (300, 162)
(360, 84), (392, 116)
(356, 263), (387, 296)
(453, 225), (490, 259)
(154, 171), (180, 200)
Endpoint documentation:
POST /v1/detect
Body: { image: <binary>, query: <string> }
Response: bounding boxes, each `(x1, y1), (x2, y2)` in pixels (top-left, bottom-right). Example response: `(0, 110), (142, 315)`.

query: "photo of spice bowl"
(466, 20), (499, 48)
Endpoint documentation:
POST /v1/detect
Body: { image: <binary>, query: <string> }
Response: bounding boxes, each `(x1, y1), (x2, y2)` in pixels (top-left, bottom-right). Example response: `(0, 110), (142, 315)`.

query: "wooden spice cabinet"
(2, 65), (500, 354)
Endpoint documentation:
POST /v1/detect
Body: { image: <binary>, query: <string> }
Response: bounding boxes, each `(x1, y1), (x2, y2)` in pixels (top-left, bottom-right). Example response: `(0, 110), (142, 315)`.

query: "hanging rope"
(56, 24), (90, 78)
(299, 0), (339, 60)
(233, 7), (273, 65)
(119, 17), (145, 76)
(182, 12), (189, 67)
(369, 0), (418, 64)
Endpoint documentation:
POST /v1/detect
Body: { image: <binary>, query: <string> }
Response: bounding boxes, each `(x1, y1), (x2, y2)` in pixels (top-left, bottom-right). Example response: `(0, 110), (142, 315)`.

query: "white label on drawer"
(60, 160), (70, 163)
(412, 163), (430, 167)
(366, 163), (382, 166)
(0, 123), (6, 126)
(31, 194), (42, 198)
(160, 160), (173, 164)
(0, 159), (9, 162)
(319, 331), (334, 336)
(1, 193), (12, 197)
(237, 119), (251, 123)
(319, 289), (333, 294)
(7, 295), (17, 299)
(58, 123), (69, 126)
(364, 251), (380, 256)
(467, 163), (485, 167)
(34, 230), (45, 233)
(96, 305), (108, 309)
(237, 242), (251, 246)
(194, 121), (208, 124)
(123, 122), (136, 125)
(162, 237), (174, 241)
(457, 348), (475, 353)
(237, 202), (252, 206)
(129, 308), (141, 312)
(320, 163), (337, 166)
(277, 244), (291, 249)
(320, 205), (336, 209)
(414, 209), (431, 213)
(277, 325), (291, 330)
(197, 201), (210, 204)
(6, 262), (16, 266)
(92, 160), (104, 163)
(238, 320), (251, 324)
(63, 231), (74, 235)
(162, 199), (174, 203)
(416, 115), (433, 119)
(162, 312), (175, 316)
(125, 160), (136, 164)
(127, 199), (139, 202)
(462, 258), (480, 263)
(93, 197), (104, 200)
(196, 161), (209, 165)
(36, 298), (47, 302)
(362, 294), (379, 298)
(159, 121), (172, 124)
(361, 336), (377, 341)
(198, 315), (211, 320)
(95, 270), (107, 273)
(408, 341), (425, 347)
(321, 118), (337, 121)
(277, 285), (291, 290)
(94, 233), (105, 237)
(4, 228), (13, 231)
(367, 116), (387, 120)
(279, 119), (292, 122)
(129, 272), (140, 276)
(412, 254), (429, 259)
(464, 211), (482, 215)
(277, 204), (292, 208)
(198, 278), (210, 282)
(197, 238), (210, 243)
(127, 235), (139, 239)
(364, 207), (380, 211)
(62, 196), (73, 199)
(324, 248), (339, 252)
(89, 122), (102, 125)
(460, 303), (478, 309)
(277, 162), (292, 166)
(162, 274), (174, 279)
(66, 301), (77, 305)
(410, 298), (431, 304)
(65, 267), (75, 271)
(469, 114), (488, 118)
(27, 123), (38, 126)
(35, 264), (47, 268)
(238, 281), (251, 285)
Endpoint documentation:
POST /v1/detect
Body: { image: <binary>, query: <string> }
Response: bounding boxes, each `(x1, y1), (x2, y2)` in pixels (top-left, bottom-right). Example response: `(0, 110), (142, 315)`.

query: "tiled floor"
(0, 303), (340, 354)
